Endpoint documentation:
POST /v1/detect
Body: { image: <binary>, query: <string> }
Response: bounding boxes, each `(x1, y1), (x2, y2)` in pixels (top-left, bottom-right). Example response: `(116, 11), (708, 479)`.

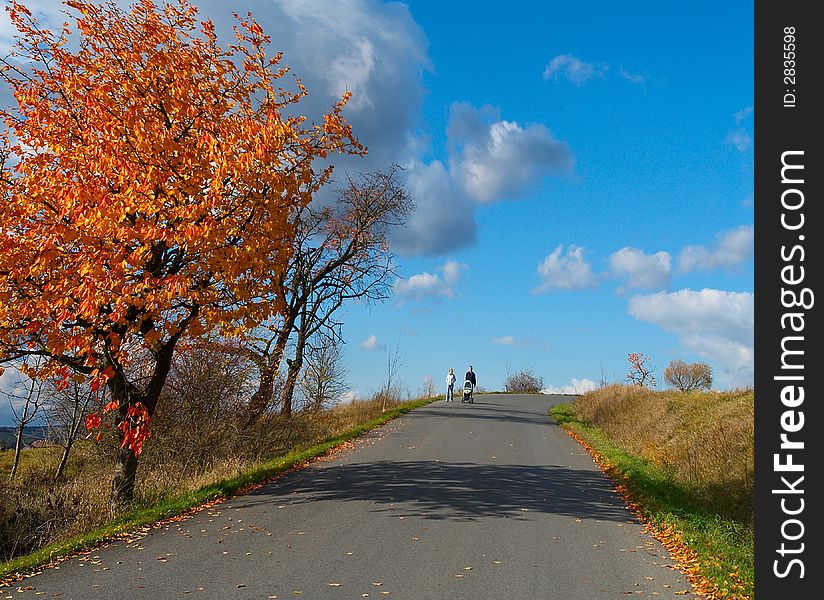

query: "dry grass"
(0, 394), (416, 564)
(572, 384), (753, 521)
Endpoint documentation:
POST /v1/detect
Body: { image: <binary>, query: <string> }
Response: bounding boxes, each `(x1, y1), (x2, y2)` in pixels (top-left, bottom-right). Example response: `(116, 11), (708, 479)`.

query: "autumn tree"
(664, 359), (712, 392)
(244, 167), (412, 419)
(0, 0), (362, 505)
(626, 352), (656, 388)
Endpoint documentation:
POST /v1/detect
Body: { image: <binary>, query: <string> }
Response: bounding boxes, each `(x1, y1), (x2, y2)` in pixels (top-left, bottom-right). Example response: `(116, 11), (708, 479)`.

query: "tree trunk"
(9, 416), (26, 481)
(281, 313), (309, 416)
(54, 440), (73, 481)
(107, 335), (177, 507)
(110, 443), (139, 510)
(281, 357), (301, 416)
(246, 325), (292, 421)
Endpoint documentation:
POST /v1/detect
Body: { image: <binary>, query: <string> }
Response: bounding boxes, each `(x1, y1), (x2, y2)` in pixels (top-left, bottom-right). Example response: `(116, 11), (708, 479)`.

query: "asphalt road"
(2, 394), (698, 599)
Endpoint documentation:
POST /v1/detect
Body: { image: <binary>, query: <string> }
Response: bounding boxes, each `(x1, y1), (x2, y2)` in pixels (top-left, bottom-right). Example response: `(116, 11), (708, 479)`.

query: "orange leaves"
(1, 0), (365, 382)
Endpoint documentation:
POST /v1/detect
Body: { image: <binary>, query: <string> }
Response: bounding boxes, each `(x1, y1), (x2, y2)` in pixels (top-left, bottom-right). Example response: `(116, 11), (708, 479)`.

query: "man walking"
(464, 365), (476, 388)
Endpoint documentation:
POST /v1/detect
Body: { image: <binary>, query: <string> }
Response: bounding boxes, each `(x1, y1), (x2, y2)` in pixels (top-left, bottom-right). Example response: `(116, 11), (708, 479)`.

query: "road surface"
(2, 394), (698, 599)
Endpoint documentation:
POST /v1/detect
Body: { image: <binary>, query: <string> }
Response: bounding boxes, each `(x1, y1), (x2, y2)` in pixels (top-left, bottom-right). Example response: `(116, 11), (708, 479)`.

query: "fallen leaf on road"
(328, 583), (342, 587)
(372, 582), (382, 586)
(237, 584), (246, 588)
(463, 566), (472, 570)
(674, 592), (690, 596)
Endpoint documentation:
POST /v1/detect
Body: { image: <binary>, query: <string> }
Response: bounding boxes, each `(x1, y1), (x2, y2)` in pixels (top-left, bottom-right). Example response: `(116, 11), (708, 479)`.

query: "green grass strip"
(549, 403), (753, 599)
(0, 397), (435, 582)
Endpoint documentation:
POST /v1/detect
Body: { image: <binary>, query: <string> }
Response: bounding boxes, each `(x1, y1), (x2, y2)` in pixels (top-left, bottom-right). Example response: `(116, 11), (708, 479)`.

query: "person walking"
(464, 365), (477, 388)
(445, 368), (456, 401)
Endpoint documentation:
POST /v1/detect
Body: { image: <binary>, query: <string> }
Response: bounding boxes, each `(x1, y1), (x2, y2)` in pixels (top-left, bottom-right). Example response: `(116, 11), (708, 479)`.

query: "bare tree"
(3, 360), (46, 480)
(664, 360), (712, 391)
(420, 376), (436, 399)
(298, 339), (349, 412)
(245, 167), (413, 419)
(45, 379), (97, 480)
(381, 336), (406, 412)
(626, 353), (656, 387)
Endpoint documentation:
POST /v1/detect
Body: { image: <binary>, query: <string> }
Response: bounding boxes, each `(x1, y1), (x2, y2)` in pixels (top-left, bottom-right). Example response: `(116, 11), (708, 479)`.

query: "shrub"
(504, 369), (544, 393)
(664, 359), (712, 391)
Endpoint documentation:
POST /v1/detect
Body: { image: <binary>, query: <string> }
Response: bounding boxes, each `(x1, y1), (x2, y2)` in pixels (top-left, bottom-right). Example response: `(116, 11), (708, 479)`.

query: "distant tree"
(297, 339), (348, 412)
(420, 376), (436, 399)
(381, 336), (406, 412)
(626, 353), (656, 388)
(664, 360), (712, 392)
(2, 359), (47, 480)
(505, 369), (544, 394)
(45, 378), (98, 480)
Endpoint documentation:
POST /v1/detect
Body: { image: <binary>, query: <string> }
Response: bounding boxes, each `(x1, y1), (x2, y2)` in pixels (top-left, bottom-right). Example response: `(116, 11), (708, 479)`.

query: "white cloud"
(619, 67), (645, 85)
(448, 103), (574, 203)
(734, 106), (753, 124)
(725, 129), (752, 152)
(441, 260), (468, 285)
(360, 334), (384, 351)
(678, 225), (754, 273)
(391, 160), (477, 256)
(337, 390), (358, 404)
(609, 247), (671, 291)
(533, 245), (597, 293)
(627, 288), (754, 387)
(393, 260), (467, 303)
(542, 378), (597, 395)
(394, 104), (573, 255)
(492, 335), (550, 349)
(543, 54), (608, 85)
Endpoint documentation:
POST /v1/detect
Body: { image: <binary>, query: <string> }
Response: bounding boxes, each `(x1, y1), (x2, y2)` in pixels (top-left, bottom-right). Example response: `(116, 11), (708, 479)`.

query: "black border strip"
(754, 1), (821, 596)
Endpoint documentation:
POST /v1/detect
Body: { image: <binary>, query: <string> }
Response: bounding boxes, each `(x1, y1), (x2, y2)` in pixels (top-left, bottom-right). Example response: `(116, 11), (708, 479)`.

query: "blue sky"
(339, 0), (754, 397)
(0, 0), (753, 422)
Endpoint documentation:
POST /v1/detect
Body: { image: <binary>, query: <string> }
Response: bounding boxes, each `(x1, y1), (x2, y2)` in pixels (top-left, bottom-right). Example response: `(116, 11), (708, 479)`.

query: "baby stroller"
(461, 380), (474, 403)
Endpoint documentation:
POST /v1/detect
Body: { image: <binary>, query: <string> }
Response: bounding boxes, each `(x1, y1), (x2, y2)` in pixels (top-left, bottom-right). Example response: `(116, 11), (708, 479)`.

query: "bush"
(504, 369), (544, 393)
(664, 359), (712, 391)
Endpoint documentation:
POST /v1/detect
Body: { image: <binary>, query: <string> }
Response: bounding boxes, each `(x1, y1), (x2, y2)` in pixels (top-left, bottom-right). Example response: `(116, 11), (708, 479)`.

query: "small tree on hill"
(626, 353), (656, 387)
(664, 359), (712, 392)
(505, 369), (544, 393)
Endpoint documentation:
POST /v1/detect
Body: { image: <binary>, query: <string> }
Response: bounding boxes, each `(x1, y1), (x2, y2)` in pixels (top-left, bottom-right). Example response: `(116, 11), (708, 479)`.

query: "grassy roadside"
(550, 402), (753, 600)
(0, 396), (435, 583)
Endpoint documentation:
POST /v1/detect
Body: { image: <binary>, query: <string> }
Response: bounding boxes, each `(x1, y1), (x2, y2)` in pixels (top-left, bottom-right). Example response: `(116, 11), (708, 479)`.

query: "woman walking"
(445, 368), (456, 401)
